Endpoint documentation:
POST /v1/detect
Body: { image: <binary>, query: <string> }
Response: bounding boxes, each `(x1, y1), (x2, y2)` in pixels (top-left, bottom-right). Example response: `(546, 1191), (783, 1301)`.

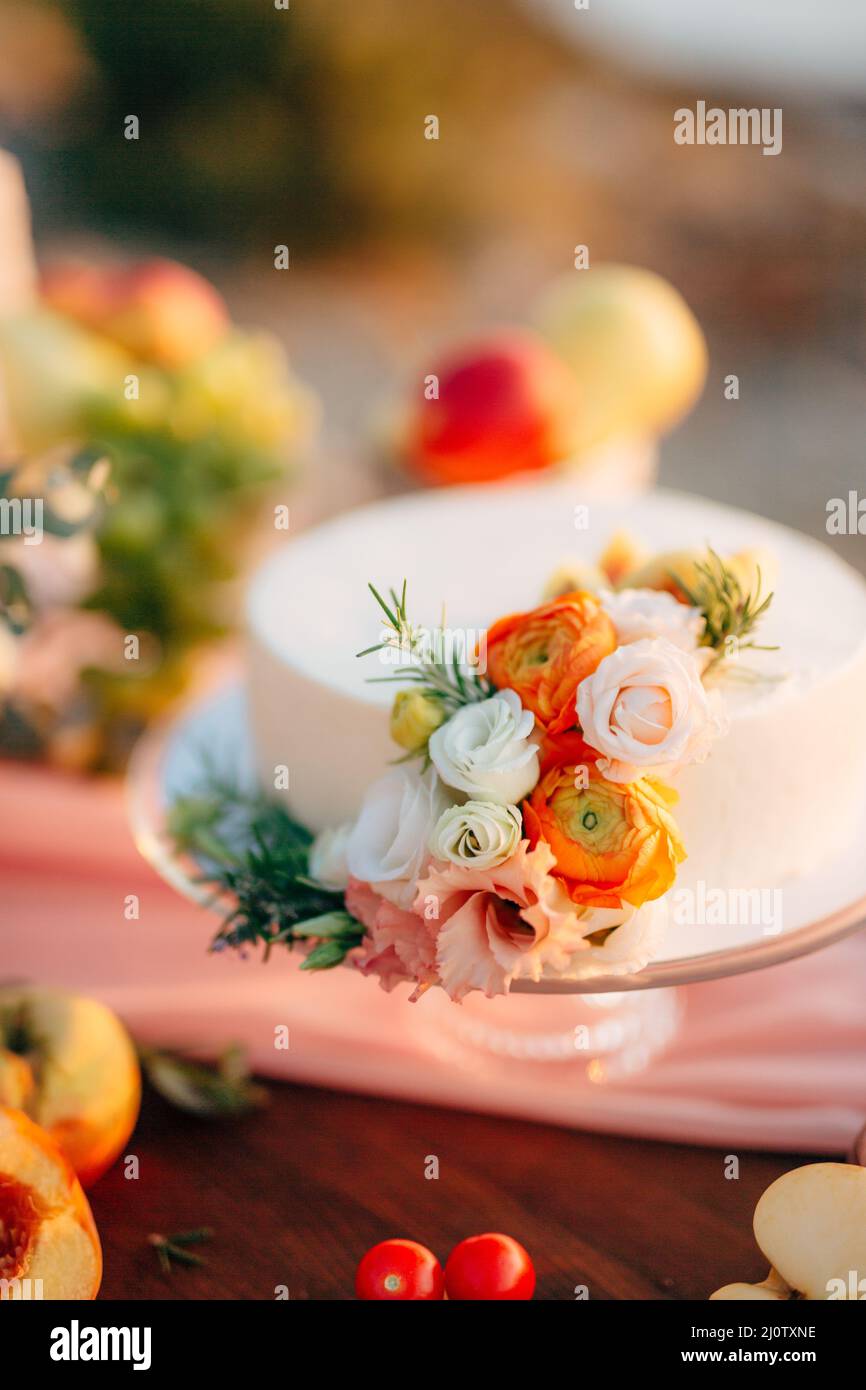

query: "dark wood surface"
(90, 1080), (814, 1301)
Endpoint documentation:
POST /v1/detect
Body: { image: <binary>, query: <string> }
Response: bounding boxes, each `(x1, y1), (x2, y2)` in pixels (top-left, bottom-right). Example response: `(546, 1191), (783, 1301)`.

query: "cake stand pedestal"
(128, 682), (866, 1085)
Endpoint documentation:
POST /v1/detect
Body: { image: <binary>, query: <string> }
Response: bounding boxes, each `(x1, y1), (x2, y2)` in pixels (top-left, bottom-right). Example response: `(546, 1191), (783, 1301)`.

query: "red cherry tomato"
(355, 1239), (444, 1300)
(445, 1233), (536, 1301)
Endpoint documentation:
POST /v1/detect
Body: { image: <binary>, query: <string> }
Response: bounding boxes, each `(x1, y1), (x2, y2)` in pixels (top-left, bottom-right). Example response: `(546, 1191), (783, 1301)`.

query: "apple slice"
(711, 1163), (866, 1301)
(0, 1106), (102, 1300)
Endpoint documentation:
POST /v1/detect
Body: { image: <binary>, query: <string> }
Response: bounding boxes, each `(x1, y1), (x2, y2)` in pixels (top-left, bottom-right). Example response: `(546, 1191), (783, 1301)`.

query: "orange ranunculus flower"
(486, 591), (616, 734)
(536, 729), (598, 777)
(523, 760), (685, 909)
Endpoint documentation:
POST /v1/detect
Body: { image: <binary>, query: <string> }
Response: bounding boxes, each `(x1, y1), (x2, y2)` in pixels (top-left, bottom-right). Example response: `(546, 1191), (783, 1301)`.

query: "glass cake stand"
(128, 682), (866, 1080)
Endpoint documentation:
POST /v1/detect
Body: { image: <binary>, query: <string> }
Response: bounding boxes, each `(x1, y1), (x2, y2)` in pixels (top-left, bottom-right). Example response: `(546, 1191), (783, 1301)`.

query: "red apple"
(402, 330), (582, 486)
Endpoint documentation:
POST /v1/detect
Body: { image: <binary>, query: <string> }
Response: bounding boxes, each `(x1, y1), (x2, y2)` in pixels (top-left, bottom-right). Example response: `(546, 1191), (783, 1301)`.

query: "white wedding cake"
(247, 480), (866, 900)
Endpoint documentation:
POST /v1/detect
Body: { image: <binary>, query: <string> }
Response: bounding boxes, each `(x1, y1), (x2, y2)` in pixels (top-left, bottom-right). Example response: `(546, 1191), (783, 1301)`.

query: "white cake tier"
(247, 480), (866, 894)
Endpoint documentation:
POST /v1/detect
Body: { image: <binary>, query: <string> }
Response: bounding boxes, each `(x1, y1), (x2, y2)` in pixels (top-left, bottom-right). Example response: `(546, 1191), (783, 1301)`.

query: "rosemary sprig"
(674, 549), (777, 668)
(167, 784), (364, 966)
(139, 1043), (268, 1118)
(358, 579), (494, 718)
(148, 1228), (213, 1275)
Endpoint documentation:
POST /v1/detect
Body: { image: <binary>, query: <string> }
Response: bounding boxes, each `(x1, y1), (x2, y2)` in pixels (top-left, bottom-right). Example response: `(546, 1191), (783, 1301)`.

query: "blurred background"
(2, 0), (864, 514)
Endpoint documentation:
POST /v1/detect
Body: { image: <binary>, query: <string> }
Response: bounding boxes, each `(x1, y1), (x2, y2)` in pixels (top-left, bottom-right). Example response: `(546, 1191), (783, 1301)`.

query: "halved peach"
(0, 988), (141, 1188)
(0, 1106), (101, 1299)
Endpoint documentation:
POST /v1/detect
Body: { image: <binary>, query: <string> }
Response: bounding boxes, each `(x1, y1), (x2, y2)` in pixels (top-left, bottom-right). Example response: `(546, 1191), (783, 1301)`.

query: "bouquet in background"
(0, 256), (317, 769)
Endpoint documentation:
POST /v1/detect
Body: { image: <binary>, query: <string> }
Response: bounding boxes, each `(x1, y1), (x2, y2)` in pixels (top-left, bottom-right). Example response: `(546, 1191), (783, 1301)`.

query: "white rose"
(429, 800), (522, 871)
(600, 587), (704, 652)
(346, 764), (450, 909)
(308, 824), (352, 891)
(429, 689), (539, 804)
(576, 637), (726, 783)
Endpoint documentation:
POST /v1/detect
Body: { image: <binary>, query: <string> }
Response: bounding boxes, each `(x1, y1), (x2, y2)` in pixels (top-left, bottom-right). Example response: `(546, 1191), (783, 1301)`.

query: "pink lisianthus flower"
(415, 840), (595, 1001)
(345, 877), (439, 1000)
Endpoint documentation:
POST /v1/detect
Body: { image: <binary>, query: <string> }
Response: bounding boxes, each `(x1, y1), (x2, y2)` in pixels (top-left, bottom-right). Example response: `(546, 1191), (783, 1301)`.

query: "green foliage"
(139, 1042), (267, 1118)
(358, 580), (494, 718)
(675, 550), (777, 667)
(83, 415), (282, 649)
(167, 783), (364, 967)
(147, 1227), (213, 1274)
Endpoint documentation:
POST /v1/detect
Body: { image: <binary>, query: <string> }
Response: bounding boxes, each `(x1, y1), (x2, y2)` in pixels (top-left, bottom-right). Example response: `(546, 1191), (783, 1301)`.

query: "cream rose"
(308, 824), (352, 891)
(600, 587), (704, 651)
(428, 689), (539, 804)
(429, 801), (522, 870)
(576, 637), (726, 783)
(346, 764), (450, 909)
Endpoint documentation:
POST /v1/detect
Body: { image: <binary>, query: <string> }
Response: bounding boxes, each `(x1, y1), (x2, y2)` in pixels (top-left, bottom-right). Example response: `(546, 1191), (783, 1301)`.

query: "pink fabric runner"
(2, 763), (864, 1153)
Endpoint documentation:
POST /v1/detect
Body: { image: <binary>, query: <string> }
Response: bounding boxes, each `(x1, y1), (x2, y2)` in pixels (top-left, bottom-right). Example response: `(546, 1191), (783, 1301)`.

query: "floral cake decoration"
(171, 536), (776, 1002)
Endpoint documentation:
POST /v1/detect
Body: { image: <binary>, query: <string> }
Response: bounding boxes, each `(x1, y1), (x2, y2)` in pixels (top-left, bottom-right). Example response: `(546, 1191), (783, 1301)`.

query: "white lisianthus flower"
(308, 823), (352, 891)
(545, 898), (671, 982)
(429, 689), (539, 804)
(429, 800), (522, 871)
(600, 587), (704, 652)
(346, 764), (450, 909)
(577, 637), (727, 783)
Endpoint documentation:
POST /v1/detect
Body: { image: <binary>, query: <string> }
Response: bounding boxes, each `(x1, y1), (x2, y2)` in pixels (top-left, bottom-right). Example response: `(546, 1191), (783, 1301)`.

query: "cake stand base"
(414, 985), (683, 1081)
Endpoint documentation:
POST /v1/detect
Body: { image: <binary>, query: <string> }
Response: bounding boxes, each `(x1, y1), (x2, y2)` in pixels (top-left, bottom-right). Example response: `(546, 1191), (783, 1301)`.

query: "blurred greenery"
(13, 0), (575, 254)
(42, 0), (345, 249)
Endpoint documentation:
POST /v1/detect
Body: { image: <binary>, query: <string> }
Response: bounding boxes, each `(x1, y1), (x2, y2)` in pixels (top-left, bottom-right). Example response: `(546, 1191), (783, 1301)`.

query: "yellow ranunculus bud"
(389, 689), (445, 753)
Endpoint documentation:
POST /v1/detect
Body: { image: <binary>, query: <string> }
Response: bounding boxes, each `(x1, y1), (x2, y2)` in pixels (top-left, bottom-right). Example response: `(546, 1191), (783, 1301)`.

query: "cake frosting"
(247, 480), (866, 898)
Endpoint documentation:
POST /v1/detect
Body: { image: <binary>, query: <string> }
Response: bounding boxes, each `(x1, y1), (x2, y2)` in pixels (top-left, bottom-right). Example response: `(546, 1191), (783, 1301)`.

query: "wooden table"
(91, 1081), (813, 1301)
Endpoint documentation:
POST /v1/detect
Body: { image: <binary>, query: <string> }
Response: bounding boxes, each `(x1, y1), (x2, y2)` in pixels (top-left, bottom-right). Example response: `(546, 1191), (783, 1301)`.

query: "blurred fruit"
(444, 1232), (535, 1301)
(0, 987), (141, 1188)
(0, 1106), (102, 1299)
(619, 546), (777, 604)
(38, 263), (111, 327)
(598, 530), (650, 588)
(0, 310), (127, 451)
(617, 547), (710, 602)
(42, 258), (230, 369)
(168, 331), (316, 452)
(541, 561), (605, 600)
(355, 1238), (444, 1300)
(711, 1163), (866, 1301)
(534, 265), (708, 449)
(402, 331), (582, 485)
